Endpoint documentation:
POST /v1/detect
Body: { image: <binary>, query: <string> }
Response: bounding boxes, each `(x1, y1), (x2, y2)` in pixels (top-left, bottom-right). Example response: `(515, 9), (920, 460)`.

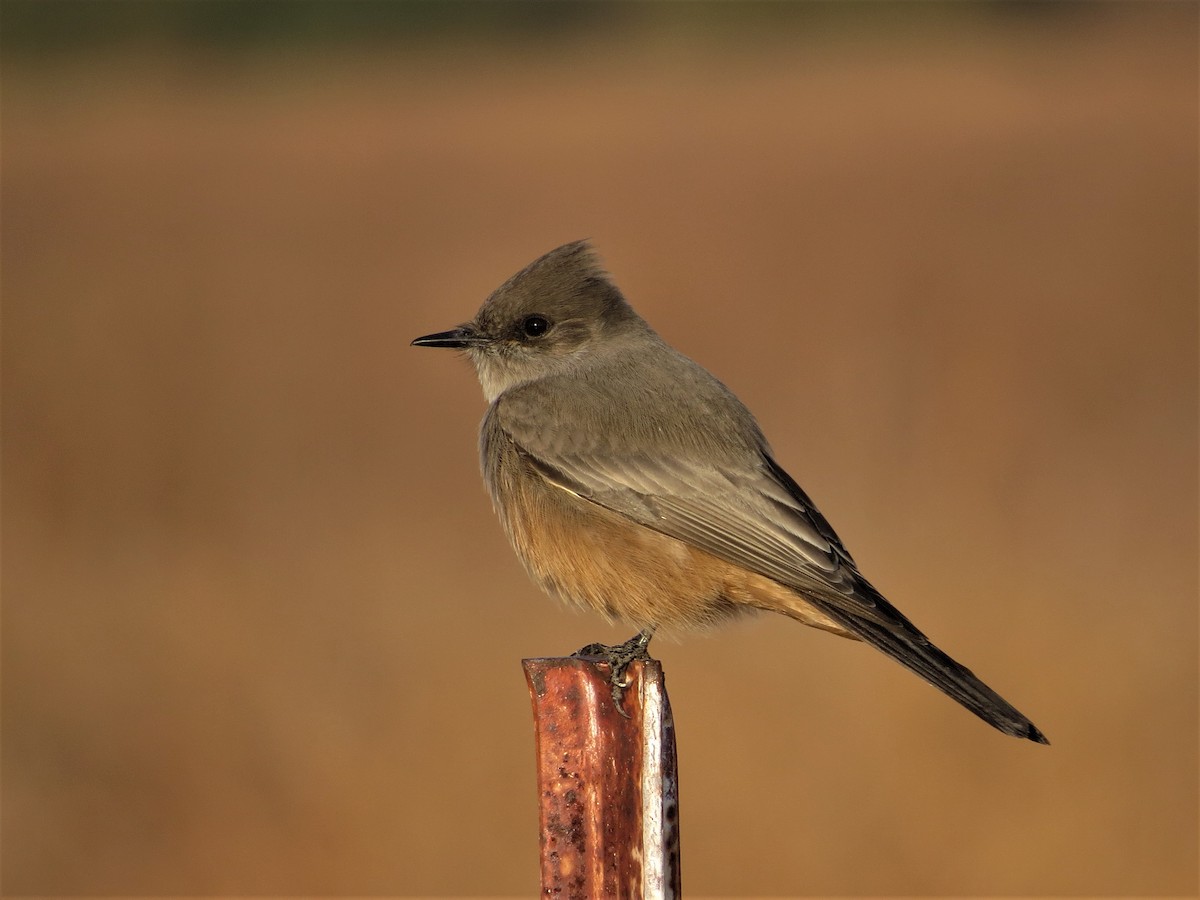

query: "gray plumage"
(413, 240), (1048, 744)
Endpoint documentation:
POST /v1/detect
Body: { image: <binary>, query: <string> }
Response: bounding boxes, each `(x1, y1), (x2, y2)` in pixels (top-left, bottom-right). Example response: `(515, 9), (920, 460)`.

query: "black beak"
(411, 326), (480, 349)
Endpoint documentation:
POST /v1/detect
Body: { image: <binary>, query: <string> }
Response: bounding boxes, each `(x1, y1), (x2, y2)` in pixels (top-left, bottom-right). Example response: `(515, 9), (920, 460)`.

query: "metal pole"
(523, 657), (681, 899)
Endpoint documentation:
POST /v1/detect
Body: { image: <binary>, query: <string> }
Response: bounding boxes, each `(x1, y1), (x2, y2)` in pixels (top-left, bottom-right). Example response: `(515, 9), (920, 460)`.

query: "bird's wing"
(493, 393), (1049, 743)
(494, 399), (905, 630)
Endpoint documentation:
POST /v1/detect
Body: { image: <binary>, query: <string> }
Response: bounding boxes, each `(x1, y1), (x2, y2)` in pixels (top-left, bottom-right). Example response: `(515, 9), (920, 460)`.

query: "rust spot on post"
(523, 657), (681, 899)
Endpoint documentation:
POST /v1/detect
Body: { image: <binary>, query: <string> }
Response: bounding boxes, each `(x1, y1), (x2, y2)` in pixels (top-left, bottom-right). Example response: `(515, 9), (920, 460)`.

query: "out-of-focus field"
(3, 4), (1197, 897)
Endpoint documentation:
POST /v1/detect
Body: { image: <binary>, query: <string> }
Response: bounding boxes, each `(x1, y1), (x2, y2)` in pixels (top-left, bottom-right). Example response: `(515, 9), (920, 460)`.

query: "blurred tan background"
(3, 2), (1197, 896)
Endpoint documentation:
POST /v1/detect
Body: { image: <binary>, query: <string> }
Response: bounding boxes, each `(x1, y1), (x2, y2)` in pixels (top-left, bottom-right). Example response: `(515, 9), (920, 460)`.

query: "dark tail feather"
(814, 597), (1049, 744)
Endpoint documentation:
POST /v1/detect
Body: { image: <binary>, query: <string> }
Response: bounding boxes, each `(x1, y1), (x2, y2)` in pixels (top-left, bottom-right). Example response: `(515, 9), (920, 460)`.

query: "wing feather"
(491, 383), (1048, 741)
(511, 430), (900, 629)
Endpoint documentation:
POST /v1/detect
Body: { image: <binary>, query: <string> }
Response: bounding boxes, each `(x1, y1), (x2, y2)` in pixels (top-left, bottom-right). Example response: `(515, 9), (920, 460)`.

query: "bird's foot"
(572, 630), (655, 718)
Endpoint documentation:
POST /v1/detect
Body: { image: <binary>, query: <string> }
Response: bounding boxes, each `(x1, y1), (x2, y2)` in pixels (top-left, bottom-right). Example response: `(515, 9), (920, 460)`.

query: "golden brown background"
(4, 2), (1197, 896)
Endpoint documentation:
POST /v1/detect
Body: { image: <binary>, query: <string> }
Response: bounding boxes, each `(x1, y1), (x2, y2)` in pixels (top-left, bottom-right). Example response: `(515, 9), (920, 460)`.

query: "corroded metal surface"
(523, 657), (680, 899)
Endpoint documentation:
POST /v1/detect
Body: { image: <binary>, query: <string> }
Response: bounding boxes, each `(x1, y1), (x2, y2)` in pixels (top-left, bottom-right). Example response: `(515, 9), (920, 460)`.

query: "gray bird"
(413, 240), (1047, 744)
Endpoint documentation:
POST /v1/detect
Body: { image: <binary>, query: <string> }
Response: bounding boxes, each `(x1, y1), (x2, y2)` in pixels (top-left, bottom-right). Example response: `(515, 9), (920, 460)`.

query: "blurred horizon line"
(2, 0), (1102, 58)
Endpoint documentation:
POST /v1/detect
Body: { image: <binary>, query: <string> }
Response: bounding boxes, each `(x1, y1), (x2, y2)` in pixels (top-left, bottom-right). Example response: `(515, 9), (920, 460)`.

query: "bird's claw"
(572, 630), (655, 719)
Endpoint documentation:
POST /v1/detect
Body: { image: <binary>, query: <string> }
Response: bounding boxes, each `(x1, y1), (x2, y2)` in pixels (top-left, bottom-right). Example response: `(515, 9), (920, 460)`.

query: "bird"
(412, 240), (1048, 744)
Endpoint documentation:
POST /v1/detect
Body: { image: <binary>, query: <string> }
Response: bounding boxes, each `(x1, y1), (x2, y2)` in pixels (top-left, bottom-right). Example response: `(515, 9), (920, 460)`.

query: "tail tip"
(1023, 722), (1050, 745)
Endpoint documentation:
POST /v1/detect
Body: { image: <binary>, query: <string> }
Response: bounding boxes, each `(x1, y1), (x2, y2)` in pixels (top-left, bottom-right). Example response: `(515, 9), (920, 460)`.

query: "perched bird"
(413, 241), (1047, 743)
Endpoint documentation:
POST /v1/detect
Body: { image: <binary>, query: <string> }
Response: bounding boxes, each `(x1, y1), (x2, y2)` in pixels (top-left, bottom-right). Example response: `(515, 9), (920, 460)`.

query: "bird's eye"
(522, 315), (550, 337)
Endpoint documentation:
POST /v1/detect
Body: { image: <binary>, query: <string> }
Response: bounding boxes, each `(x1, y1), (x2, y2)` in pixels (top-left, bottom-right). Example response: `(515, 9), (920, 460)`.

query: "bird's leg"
(572, 629), (656, 718)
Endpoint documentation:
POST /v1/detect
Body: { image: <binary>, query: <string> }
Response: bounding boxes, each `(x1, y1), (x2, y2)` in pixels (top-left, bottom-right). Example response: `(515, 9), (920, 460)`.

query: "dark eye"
(522, 315), (550, 337)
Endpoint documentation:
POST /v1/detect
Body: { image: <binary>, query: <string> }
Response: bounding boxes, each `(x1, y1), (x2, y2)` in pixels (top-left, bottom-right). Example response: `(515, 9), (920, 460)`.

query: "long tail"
(807, 587), (1049, 744)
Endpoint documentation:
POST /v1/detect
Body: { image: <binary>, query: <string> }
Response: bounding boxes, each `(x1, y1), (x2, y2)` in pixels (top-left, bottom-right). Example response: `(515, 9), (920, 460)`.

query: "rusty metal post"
(523, 657), (681, 899)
